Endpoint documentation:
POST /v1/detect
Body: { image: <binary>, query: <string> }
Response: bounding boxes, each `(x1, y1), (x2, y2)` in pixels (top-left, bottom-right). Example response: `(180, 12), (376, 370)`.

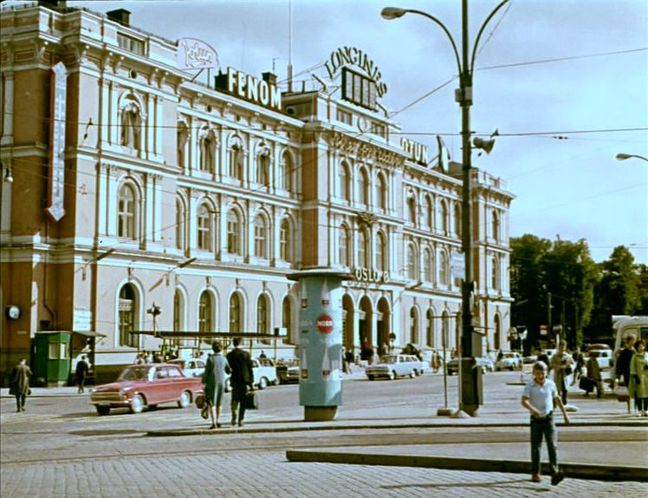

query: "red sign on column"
(316, 314), (334, 334)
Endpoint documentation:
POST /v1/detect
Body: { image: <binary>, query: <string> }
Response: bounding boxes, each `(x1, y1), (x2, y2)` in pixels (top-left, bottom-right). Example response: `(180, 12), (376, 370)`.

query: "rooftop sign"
(215, 67), (281, 111)
(177, 38), (219, 70)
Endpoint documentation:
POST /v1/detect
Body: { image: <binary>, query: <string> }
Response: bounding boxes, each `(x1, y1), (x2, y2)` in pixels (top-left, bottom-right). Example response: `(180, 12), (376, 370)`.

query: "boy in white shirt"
(521, 361), (570, 485)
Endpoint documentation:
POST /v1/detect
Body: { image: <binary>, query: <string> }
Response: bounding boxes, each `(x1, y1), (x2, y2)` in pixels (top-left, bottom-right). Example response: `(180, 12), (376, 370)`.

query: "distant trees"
(510, 237), (646, 350)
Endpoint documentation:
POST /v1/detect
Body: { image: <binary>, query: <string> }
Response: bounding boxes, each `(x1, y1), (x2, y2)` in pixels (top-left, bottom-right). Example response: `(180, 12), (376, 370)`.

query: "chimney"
(262, 72), (277, 86)
(107, 9), (131, 27)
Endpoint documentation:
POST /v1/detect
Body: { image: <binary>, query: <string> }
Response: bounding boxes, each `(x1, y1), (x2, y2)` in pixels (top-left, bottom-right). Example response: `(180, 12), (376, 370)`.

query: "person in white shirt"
(521, 361), (570, 485)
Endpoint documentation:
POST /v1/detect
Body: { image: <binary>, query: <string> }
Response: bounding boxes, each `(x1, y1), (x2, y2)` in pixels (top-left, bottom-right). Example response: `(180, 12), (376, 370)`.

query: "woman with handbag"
(202, 342), (231, 429)
(629, 340), (648, 416)
(10, 359), (32, 412)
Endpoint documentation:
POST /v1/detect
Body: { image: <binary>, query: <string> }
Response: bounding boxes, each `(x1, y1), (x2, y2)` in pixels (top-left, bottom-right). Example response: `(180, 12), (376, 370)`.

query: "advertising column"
(291, 270), (350, 421)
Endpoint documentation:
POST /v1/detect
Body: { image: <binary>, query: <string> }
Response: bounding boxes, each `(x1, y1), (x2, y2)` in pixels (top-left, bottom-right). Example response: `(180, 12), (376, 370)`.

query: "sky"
(64, 0), (648, 264)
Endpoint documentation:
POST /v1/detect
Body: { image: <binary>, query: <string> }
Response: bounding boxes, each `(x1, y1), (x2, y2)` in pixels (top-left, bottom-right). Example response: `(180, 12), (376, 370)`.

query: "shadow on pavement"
(381, 478), (545, 492)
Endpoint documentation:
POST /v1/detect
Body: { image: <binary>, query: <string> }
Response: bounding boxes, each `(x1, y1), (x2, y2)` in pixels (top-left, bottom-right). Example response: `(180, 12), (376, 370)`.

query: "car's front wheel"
(96, 405), (110, 416)
(177, 390), (191, 408)
(130, 394), (145, 414)
(389, 370), (396, 380)
(258, 377), (268, 390)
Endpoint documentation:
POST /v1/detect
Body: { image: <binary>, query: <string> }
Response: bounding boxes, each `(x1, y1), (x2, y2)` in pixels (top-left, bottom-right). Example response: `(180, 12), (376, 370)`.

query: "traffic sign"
(316, 314), (334, 334)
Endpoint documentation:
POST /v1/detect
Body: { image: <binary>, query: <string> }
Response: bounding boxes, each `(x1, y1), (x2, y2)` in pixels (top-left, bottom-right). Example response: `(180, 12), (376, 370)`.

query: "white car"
(168, 358), (206, 378)
(495, 352), (523, 371)
(252, 358), (278, 389)
(366, 354), (420, 380)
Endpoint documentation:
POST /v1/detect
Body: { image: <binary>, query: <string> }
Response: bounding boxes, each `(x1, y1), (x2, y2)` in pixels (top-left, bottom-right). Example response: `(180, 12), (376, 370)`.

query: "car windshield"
(381, 356), (398, 364)
(118, 366), (151, 381)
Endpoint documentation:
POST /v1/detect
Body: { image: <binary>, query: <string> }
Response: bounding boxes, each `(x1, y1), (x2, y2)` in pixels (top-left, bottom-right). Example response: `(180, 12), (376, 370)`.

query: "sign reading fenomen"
(46, 61), (67, 222)
(215, 67), (281, 111)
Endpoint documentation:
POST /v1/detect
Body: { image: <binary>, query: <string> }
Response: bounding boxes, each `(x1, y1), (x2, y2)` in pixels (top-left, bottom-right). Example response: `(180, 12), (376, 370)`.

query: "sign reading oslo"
(316, 314), (334, 334)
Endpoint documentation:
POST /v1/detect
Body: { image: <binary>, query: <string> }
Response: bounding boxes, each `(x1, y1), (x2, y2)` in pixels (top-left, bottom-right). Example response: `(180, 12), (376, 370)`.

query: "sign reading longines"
(46, 61), (67, 222)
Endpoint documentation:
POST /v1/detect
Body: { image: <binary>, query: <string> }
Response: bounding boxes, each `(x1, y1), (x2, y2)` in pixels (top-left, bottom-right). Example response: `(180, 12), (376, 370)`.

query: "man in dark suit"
(75, 355), (89, 393)
(226, 338), (254, 427)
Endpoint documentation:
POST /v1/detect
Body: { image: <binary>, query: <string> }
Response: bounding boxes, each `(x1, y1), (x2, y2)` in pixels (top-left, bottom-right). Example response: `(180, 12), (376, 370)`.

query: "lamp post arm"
(404, 9), (462, 76)
(470, 0), (510, 74)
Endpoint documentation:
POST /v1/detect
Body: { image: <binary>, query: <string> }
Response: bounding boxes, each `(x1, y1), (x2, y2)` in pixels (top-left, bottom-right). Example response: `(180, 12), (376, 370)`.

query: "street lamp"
(382, 0), (510, 416)
(616, 153), (648, 162)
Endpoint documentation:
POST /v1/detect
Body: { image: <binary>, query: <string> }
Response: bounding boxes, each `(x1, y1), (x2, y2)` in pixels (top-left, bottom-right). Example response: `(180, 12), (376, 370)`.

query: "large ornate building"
(0, 1), (514, 382)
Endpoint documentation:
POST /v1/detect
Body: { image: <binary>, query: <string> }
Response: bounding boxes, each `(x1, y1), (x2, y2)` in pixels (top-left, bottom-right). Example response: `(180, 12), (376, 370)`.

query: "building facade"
(0, 1), (514, 382)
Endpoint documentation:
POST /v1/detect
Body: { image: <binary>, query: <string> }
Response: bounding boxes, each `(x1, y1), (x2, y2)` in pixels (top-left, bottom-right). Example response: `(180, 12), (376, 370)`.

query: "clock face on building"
(6, 305), (20, 320)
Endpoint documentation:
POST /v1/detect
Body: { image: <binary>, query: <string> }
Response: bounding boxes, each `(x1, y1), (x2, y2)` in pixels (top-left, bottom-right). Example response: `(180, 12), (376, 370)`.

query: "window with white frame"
(229, 292), (242, 333)
(426, 308), (435, 347)
(423, 247), (433, 283)
(407, 195), (417, 225)
(229, 137), (244, 181)
(257, 294), (269, 335)
(175, 197), (186, 250)
(359, 168), (370, 206)
(407, 242), (418, 280)
(492, 255), (500, 291)
(257, 148), (270, 187)
(410, 307), (419, 344)
(120, 100), (142, 150)
(254, 215), (268, 258)
(280, 218), (291, 261)
(377, 173), (387, 212)
(424, 195), (434, 230)
(492, 210), (500, 242)
(440, 200), (449, 234)
(199, 128), (216, 173)
(340, 161), (350, 201)
(197, 204), (212, 251)
(439, 250), (449, 286)
(339, 225), (350, 267)
(227, 209), (241, 255)
(118, 283), (137, 347)
(177, 121), (189, 169)
(117, 183), (137, 240)
(376, 231), (386, 272)
(199, 291), (213, 333)
(358, 229), (369, 268)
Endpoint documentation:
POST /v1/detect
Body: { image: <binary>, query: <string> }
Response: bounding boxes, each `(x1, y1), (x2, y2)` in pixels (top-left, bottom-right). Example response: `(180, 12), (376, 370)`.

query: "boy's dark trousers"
(530, 412), (558, 475)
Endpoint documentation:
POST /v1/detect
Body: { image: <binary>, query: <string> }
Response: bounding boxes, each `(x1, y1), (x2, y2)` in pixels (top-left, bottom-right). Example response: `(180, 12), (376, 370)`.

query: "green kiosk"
(33, 331), (71, 387)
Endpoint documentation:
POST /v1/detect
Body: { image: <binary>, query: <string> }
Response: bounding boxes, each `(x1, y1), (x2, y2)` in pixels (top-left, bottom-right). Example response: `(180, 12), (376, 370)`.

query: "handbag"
(243, 390), (258, 410)
(195, 393), (205, 409)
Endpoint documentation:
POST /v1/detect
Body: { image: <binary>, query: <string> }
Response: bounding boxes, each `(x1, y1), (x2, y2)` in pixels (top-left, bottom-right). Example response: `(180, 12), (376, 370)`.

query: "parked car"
(366, 354), (420, 380)
(523, 354), (538, 365)
(252, 358), (278, 389)
(276, 358), (300, 384)
(168, 357), (206, 378)
(446, 357), (493, 375)
(495, 352), (523, 371)
(90, 364), (202, 416)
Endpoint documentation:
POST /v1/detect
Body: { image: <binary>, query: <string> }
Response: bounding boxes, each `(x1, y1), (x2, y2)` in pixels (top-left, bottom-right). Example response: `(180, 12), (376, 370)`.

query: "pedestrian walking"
(202, 342), (230, 429)
(584, 354), (603, 397)
(10, 359), (32, 412)
(226, 338), (254, 427)
(75, 355), (90, 394)
(550, 342), (574, 405)
(629, 340), (648, 416)
(521, 360), (570, 485)
(616, 334), (637, 413)
(571, 347), (585, 386)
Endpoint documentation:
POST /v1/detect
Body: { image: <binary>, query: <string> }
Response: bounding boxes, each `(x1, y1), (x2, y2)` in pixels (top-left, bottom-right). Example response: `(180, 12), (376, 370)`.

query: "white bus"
(612, 315), (648, 355)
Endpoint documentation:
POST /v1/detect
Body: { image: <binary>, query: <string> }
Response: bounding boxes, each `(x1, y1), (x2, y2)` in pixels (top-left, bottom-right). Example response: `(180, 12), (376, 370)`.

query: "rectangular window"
(371, 122), (386, 138)
(336, 108), (352, 125)
(117, 33), (145, 55)
(341, 68), (378, 111)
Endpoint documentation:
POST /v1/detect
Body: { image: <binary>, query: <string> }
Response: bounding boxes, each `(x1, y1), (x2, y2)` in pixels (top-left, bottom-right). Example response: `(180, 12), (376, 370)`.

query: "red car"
(90, 363), (202, 416)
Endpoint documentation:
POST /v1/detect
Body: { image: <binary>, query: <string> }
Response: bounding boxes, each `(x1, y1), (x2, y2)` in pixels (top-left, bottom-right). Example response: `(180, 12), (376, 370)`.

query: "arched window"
(377, 173), (387, 212)
(176, 197), (186, 251)
(426, 308), (435, 347)
(177, 121), (189, 169)
(340, 161), (350, 201)
(492, 210), (500, 242)
(254, 214), (268, 259)
(198, 291), (213, 333)
(441, 200), (449, 234)
(423, 195), (434, 230)
(407, 242), (418, 280)
(410, 307), (419, 345)
(280, 151), (294, 193)
(229, 137), (244, 181)
(423, 247), (433, 283)
(376, 231), (386, 272)
(257, 294), (269, 334)
(439, 250), (449, 286)
(407, 195), (417, 225)
(229, 292), (242, 333)
(118, 283), (137, 347)
(199, 128), (216, 173)
(256, 148), (270, 187)
(492, 256), (500, 291)
(359, 168), (370, 206)
(120, 100), (141, 150)
(117, 183), (137, 240)
(339, 225), (350, 266)
(280, 218), (291, 261)
(454, 204), (462, 236)
(227, 209), (241, 255)
(358, 229), (369, 268)
(282, 296), (293, 344)
(197, 203), (212, 251)
(173, 289), (183, 333)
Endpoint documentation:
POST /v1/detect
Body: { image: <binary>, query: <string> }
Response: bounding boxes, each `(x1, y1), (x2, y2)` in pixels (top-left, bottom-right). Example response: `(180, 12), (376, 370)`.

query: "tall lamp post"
(382, 0), (510, 416)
